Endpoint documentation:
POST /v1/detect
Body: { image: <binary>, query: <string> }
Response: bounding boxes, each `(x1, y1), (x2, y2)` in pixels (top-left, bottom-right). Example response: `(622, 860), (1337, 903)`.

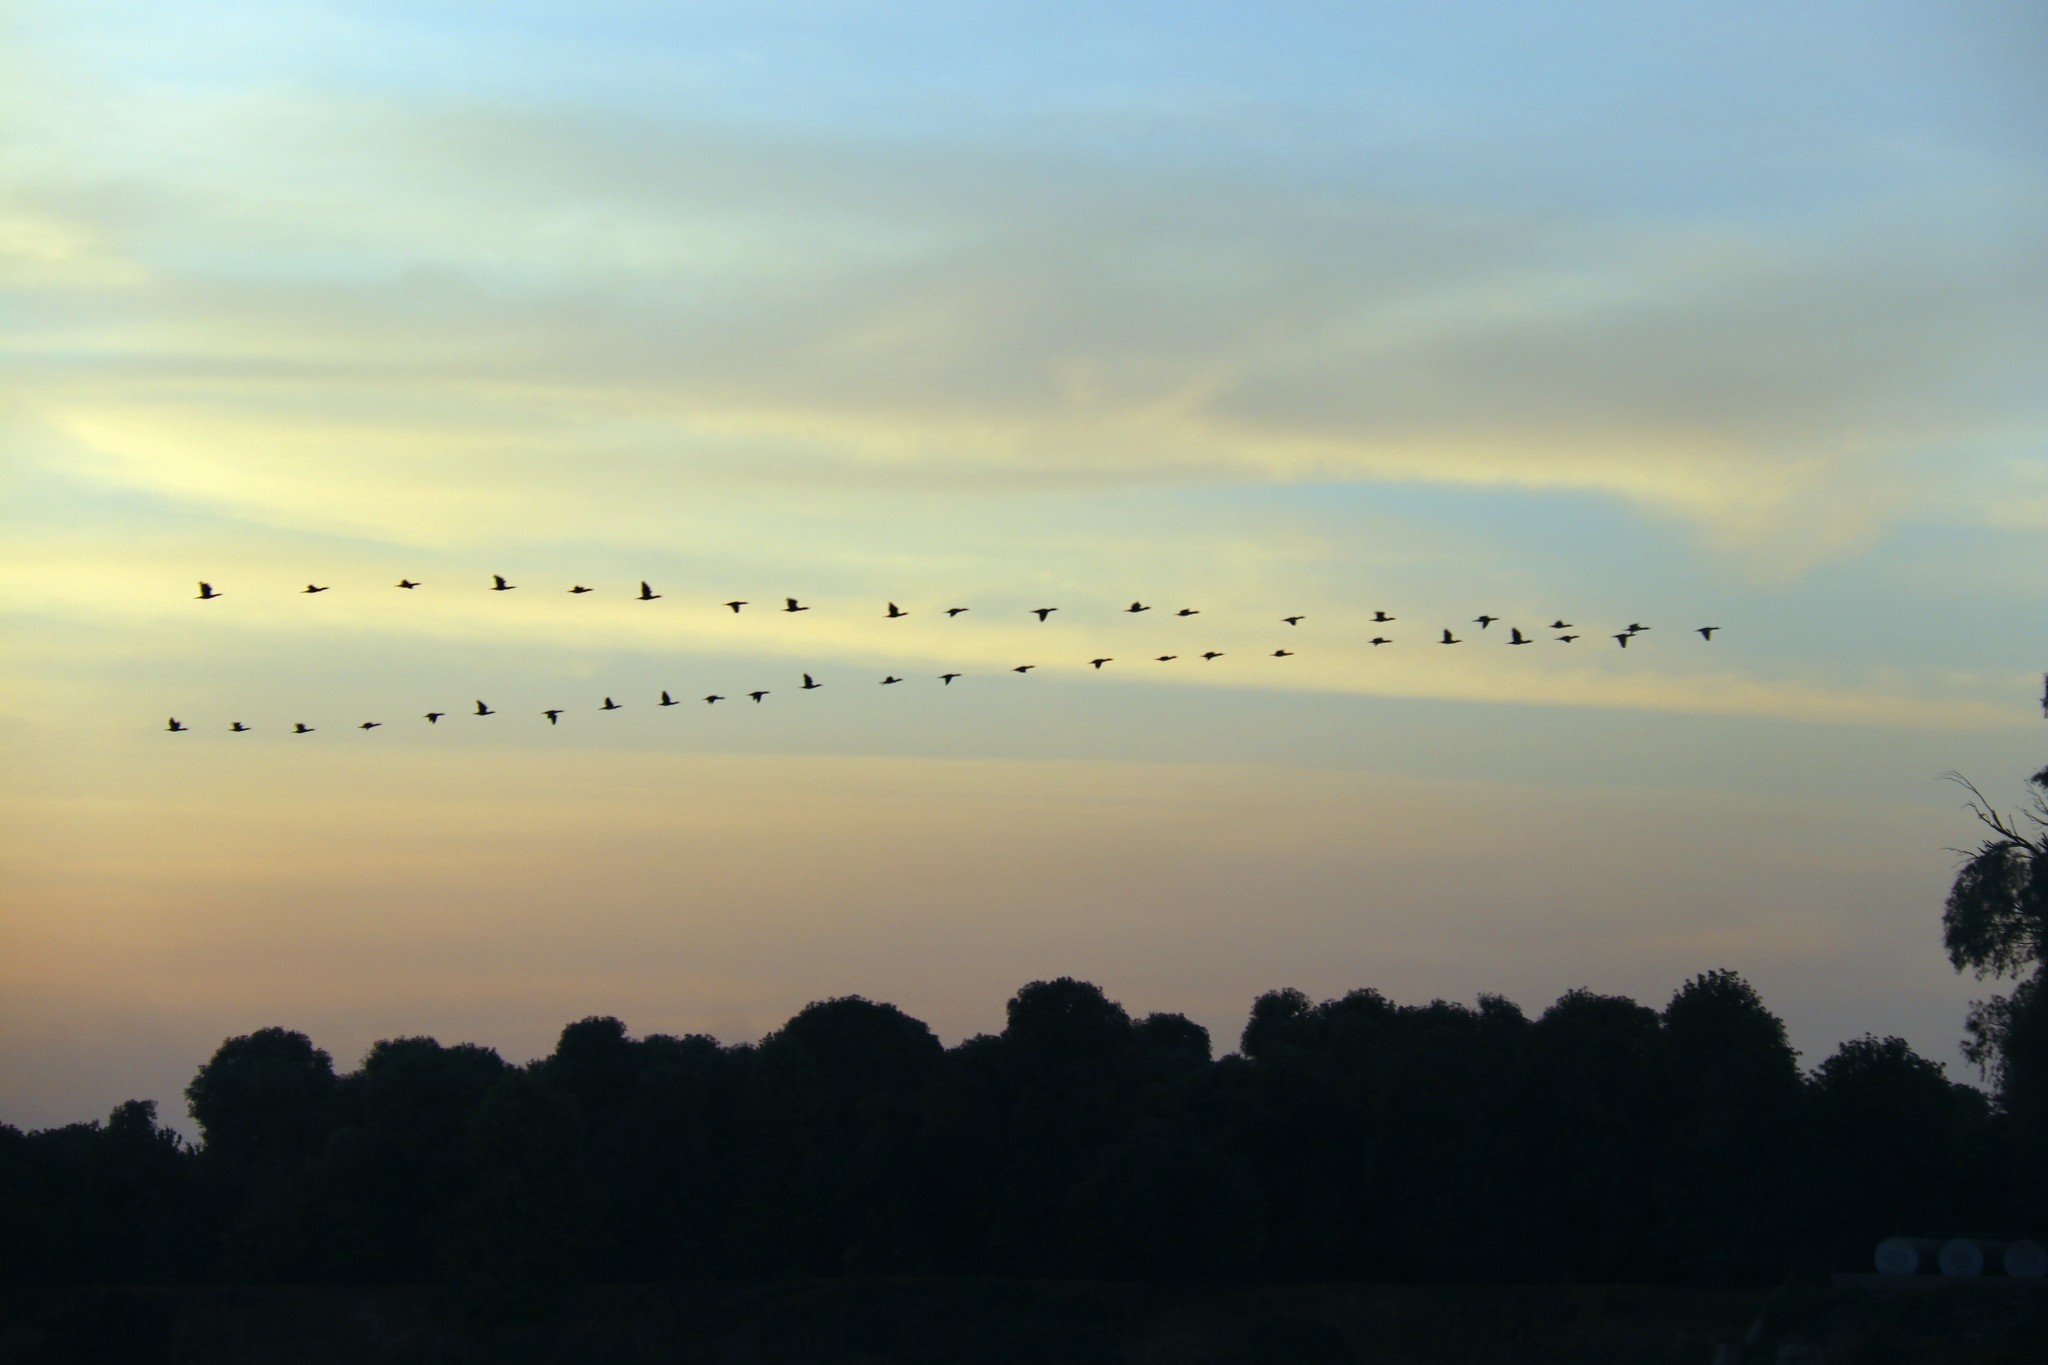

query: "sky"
(2, 0), (2043, 1136)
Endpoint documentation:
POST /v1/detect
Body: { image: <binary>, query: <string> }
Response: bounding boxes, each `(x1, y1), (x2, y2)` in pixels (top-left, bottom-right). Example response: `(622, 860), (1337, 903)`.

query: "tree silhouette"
(1943, 764), (2048, 1163)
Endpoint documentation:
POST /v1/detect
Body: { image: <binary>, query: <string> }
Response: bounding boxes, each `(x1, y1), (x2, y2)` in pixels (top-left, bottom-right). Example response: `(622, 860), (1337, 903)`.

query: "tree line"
(8, 760), (2042, 1292)
(0, 971), (2025, 1290)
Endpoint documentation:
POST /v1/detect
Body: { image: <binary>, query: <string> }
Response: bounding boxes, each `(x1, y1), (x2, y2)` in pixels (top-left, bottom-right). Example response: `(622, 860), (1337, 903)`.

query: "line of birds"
(162, 613), (1722, 735)
(192, 580), (1718, 647)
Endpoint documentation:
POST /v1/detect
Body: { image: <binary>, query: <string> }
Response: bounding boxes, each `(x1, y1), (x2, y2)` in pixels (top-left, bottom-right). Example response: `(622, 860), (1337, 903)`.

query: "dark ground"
(3, 1278), (2044, 1365)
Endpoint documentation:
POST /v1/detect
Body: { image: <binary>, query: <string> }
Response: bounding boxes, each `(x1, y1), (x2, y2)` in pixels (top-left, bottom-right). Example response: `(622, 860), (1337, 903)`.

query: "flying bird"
(1272, 649), (1293, 657)
(1012, 665), (1035, 673)
(1155, 655), (1177, 662)
(474, 700), (493, 716)
(801, 673), (821, 689)
(569, 585), (593, 594)
(886, 602), (907, 618)
(659, 691), (678, 706)
(600, 697), (621, 710)
(1200, 651), (1224, 661)
(1550, 619), (1572, 630)
(1614, 633), (1632, 648)
(1624, 623), (1650, 634)
(1175, 608), (1200, 617)
(1508, 628), (1531, 645)
(748, 690), (769, 703)
(1441, 630), (1460, 644)
(303, 584), (328, 594)
(359, 721), (381, 730)
(703, 694), (724, 704)
(638, 581), (660, 601)
(1373, 611), (1395, 622)
(544, 709), (562, 724)
(1090, 658), (1112, 669)
(166, 717), (187, 732)
(1474, 615), (1497, 628)
(1369, 637), (1391, 646)
(1556, 634), (1579, 643)
(881, 676), (902, 684)
(397, 579), (420, 589)
(939, 673), (961, 684)
(1696, 626), (1720, 640)
(424, 711), (445, 723)
(1032, 608), (1057, 621)
(944, 607), (969, 616)
(1282, 615), (1304, 625)
(293, 722), (314, 734)
(1127, 602), (1151, 613)
(724, 600), (747, 612)
(492, 575), (515, 591)
(229, 722), (248, 732)
(784, 598), (808, 612)
(196, 582), (222, 599)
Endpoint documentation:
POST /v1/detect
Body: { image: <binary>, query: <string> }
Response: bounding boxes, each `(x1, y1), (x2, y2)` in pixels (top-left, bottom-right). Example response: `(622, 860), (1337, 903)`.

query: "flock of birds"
(166, 576), (1724, 734)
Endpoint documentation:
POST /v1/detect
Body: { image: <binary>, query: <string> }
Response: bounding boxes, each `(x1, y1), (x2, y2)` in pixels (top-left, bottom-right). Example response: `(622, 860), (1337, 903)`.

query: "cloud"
(4, 80), (2042, 571)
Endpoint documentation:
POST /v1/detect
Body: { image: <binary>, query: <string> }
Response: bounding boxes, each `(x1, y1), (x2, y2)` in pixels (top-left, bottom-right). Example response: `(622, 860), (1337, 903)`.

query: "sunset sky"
(3, 0), (2043, 1135)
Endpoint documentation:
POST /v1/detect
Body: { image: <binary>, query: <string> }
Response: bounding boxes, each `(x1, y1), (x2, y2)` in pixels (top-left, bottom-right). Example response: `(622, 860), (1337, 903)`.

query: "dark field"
(5, 1278), (2044, 1365)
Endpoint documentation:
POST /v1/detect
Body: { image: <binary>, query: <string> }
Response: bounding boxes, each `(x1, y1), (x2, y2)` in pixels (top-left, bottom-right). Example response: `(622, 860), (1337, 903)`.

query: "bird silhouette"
(1696, 626), (1720, 639)
(1508, 628), (1531, 645)
(1474, 615), (1497, 628)
(293, 722), (314, 734)
(1550, 619), (1572, 630)
(1032, 608), (1057, 621)
(600, 697), (621, 710)
(196, 582), (221, 599)
(801, 673), (821, 689)
(359, 721), (381, 730)
(704, 694), (724, 704)
(1272, 649), (1293, 657)
(1614, 633), (1632, 648)
(659, 690), (679, 706)
(940, 673), (961, 684)
(748, 690), (769, 702)
(1282, 615), (1304, 625)
(397, 579), (420, 589)
(1374, 611), (1395, 622)
(1155, 655), (1177, 662)
(492, 575), (515, 591)
(1624, 622), (1649, 634)
(881, 675), (902, 684)
(1012, 665), (1035, 673)
(784, 598), (808, 612)
(1200, 651), (1224, 661)
(303, 584), (328, 594)
(1127, 602), (1151, 613)
(229, 721), (249, 732)
(166, 717), (187, 732)
(945, 607), (969, 616)
(569, 585), (593, 594)
(424, 711), (445, 723)
(638, 581), (660, 601)
(1441, 630), (1460, 644)
(474, 700), (493, 716)
(1369, 637), (1391, 646)
(544, 709), (562, 724)
(724, 600), (747, 612)
(886, 602), (907, 618)
(1557, 634), (1579, 643)
(1175, 608), (1199, 617)
(1090, 658), (1112, 669)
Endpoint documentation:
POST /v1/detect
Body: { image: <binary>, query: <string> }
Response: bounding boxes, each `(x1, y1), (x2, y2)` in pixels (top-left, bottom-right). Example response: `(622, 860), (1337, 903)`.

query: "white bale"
(1874, 1236), (1940, 1276)
(2004, 1239), (2048, 1279)
(1940, 1237), (2007, 1277)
